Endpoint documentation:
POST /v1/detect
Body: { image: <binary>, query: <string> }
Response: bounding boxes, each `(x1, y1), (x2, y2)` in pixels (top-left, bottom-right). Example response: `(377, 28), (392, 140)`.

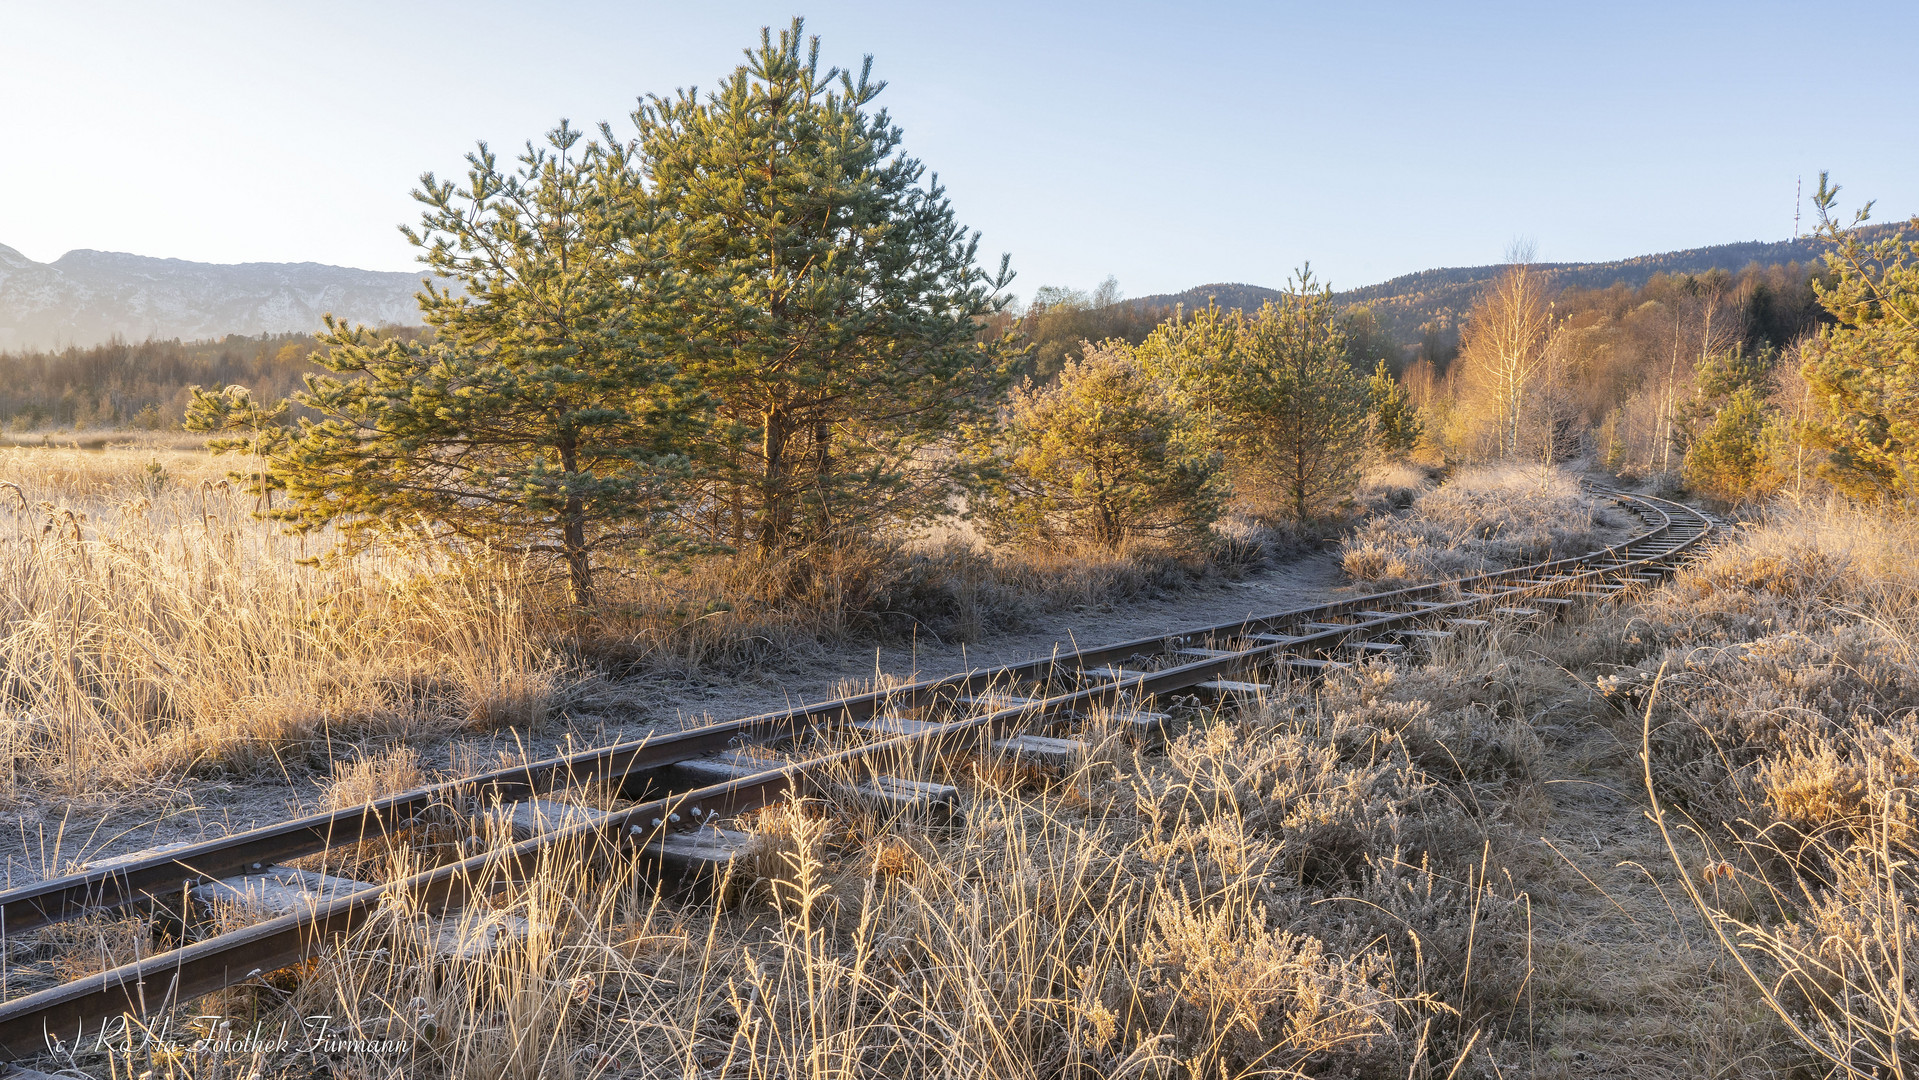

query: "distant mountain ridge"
(1135, 230), (1892, 337)
(0, 244), (429, 352)
(2, 225), (1900, 353)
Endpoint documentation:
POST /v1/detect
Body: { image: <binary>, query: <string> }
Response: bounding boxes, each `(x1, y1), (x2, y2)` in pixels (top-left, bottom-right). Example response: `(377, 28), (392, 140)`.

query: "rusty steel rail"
(0, 488), (1718, 1060)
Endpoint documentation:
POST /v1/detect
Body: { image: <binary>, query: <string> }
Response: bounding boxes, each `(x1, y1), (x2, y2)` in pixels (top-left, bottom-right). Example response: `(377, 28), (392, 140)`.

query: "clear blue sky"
(3, 0), (1915, 302)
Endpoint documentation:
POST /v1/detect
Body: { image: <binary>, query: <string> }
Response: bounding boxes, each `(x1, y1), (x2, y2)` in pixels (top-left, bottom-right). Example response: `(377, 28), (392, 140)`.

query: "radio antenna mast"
(1794, 176), (1802, 239)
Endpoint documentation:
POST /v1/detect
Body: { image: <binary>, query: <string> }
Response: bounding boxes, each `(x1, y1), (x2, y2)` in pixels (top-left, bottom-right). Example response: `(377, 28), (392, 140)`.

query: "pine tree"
(1366, 359), (1422, 458)
(269, 123), (704, 604)
(964, 344), (1223, 550)
(182, 383), (291, 504)
(1799, 173), (1919, 505)
(1135, 271), (1369, 521)
(1683, 385), (1781, 503)
(1246, 275), (1371, 520)
(616, 20), (1016, 560)
(1131, 299), (1243, 439)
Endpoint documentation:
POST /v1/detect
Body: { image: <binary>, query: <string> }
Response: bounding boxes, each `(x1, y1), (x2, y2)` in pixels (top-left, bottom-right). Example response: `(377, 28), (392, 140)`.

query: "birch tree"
(1457, 245), (1557, 459)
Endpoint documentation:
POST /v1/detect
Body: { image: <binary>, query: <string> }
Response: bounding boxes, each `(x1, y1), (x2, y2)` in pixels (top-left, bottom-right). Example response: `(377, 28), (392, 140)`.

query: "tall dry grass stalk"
(1609, 501), (1919, 1076)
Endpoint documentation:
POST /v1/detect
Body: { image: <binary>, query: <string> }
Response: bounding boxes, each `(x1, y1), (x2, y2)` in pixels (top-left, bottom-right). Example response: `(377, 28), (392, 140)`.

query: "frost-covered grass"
(1593, 501), (1919, 1077)
(1340, 465), (1622, 585)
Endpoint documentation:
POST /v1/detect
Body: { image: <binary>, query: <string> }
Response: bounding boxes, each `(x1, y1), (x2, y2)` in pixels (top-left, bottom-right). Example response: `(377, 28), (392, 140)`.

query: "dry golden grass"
(20, 448), (1889, 1079)
(324, 746), (432, 811)
(0, 445), (561, 801)
(0, 444), (1290, 802)
(60, 680), (1556, 1080)
(1354, 460), (1437, 513)
(580, 529), (1275, 677)
(1596, 500), (1919, 1076)
(57, 596), (1757, 1080)
(1341, 465), (1622, 585)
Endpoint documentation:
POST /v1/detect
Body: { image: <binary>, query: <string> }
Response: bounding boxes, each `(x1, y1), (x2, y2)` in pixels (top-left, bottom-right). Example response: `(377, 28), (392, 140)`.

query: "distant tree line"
(1406, 253), (1825, 492)
(0, 334), (328, 432)
(987, 277), (1167, 383)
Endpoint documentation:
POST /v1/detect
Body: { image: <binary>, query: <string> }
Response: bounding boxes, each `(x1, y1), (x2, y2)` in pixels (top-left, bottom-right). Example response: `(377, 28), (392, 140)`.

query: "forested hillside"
(2, 232), (1876, 435)
(1137, 227), (1899, 340)
(0, 330), (428, 432)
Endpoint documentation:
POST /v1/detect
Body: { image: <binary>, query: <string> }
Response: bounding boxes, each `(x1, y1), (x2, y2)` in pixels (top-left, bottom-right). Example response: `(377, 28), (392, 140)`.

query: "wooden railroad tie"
(1341, 640), (1406, 657)
(1193, 678), (1271, 701)
(663, 750), (960, 823)
(1241, 632), (1304, 645)
(1281, 657), (1352, 678)
(990, 733), (1090, 771)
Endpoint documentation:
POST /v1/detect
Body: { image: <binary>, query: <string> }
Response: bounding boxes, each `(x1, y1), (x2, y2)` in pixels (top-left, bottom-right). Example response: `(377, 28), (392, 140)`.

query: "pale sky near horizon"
(3, 0), (1915, 302)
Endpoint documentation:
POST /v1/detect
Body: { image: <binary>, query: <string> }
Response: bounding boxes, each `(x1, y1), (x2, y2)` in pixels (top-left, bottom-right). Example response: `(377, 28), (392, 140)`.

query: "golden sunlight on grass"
(0, 445), (559, 800)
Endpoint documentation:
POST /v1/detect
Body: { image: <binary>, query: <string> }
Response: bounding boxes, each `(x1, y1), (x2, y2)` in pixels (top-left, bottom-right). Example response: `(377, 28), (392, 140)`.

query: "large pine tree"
(271, 124), (704, 604)
(613, 20), (1016, 560)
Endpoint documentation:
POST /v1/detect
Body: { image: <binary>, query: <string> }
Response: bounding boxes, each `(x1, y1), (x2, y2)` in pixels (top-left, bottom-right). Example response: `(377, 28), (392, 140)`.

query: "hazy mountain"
(0, 226), (1884, 354)
(0, 244), (429, 352)
(1135, 231), (1875, 338)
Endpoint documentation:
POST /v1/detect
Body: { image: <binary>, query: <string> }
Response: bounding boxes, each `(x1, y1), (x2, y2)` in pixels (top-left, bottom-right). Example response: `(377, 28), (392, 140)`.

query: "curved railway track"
(0, 487), (1721, 1062)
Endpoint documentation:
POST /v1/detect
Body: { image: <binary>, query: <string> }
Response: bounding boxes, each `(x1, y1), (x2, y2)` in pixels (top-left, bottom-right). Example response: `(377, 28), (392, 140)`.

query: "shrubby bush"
(1598, 503), (1919, 1075)
(963, 344), (1224, 551)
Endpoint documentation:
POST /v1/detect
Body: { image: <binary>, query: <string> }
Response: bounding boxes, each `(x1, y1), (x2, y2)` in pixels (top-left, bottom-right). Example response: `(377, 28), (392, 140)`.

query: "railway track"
(0, 487), (1721, 1063)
